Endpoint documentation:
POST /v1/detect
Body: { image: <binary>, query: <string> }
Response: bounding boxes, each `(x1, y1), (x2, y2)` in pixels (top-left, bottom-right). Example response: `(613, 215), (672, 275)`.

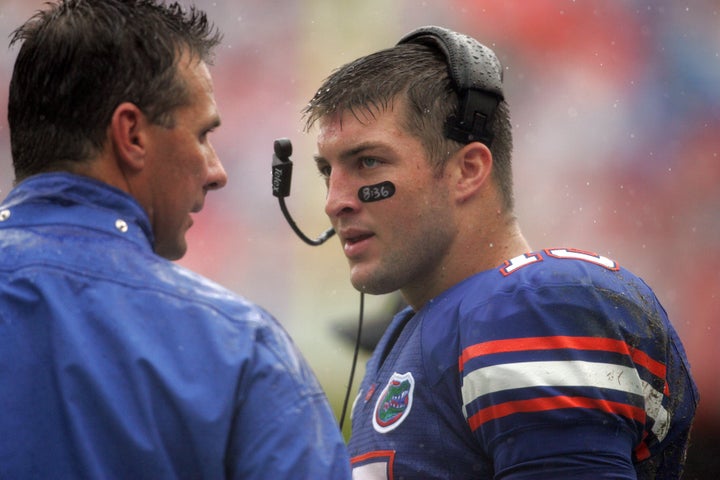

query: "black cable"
(339, 291), (364, 431)
(278, 197), (335, 246)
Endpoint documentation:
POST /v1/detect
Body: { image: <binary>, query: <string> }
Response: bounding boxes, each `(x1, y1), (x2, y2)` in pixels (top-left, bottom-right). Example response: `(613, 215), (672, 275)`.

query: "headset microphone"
(272, 137), (336, 246)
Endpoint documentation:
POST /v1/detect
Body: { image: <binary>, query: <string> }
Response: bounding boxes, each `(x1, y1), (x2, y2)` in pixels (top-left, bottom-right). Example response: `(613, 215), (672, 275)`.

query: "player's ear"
(449, 141), (493, 202)
(109, 102), (148, 172)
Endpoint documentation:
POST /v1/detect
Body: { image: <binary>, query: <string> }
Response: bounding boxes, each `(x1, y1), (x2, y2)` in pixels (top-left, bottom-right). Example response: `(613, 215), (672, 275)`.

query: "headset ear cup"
(397, 26), (504, 145)
(444, 90), (500, 145)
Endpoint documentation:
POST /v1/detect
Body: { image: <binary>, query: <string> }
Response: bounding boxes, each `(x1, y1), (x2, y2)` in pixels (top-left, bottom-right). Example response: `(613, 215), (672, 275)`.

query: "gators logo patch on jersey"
(373, 372), (415, 433)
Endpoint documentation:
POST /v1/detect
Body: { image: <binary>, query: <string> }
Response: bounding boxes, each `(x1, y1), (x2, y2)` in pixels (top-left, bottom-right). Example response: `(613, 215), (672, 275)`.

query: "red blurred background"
(0, 0), (717, 477)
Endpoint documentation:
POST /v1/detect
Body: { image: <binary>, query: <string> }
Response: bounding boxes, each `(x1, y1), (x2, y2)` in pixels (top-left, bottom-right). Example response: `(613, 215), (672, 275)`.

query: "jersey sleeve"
(457, 258), (696, 478)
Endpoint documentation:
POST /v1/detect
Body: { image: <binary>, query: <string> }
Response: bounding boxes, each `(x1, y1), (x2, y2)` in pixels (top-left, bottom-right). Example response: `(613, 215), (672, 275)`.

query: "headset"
(271, 25), (504, 431)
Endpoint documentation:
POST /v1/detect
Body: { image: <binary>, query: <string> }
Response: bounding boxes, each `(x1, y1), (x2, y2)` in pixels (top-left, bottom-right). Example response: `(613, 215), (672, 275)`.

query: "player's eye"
(360, 157), (379, 169)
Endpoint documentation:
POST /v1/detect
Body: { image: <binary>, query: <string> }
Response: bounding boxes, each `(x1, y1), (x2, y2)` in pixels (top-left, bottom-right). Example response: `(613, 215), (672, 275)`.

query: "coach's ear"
(449, 141), (493, 203)
(109, 102), (149, 173)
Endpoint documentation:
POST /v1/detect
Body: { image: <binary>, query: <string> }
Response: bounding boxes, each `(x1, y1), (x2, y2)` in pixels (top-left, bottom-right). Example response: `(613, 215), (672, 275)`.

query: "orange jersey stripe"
(467, 395), (647, 432)
(459, 336), (667, 381)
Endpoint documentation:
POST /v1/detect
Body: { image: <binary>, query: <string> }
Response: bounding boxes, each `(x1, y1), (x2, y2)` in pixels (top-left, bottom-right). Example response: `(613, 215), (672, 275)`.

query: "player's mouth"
(341, 228), (374, 257)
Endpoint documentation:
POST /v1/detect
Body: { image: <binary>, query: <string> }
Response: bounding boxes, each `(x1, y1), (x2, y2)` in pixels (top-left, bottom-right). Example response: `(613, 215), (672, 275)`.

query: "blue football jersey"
(348, 248), (698, 479)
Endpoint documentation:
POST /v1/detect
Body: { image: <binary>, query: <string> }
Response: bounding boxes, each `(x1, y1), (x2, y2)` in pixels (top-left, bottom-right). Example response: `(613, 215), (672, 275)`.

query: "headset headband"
(397, 26), (504, 145)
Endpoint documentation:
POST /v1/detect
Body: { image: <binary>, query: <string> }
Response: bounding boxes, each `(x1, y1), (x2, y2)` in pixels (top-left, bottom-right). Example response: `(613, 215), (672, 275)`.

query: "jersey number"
(500, 248), (619, 276)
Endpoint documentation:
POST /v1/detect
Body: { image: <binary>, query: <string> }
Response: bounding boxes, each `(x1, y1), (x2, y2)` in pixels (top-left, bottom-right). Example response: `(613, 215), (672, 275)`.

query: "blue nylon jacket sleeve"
(226, 324), (351, 479)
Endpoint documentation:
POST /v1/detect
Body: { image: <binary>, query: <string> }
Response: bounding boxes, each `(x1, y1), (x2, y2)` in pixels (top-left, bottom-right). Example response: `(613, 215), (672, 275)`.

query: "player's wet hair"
(303, 41), (515, 212)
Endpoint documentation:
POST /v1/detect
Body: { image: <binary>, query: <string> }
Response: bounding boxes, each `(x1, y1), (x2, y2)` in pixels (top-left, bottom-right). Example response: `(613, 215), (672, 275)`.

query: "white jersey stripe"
(462, 361), (644, 402)
(461, 360), (669, 440)
(644, 382), (670, 441)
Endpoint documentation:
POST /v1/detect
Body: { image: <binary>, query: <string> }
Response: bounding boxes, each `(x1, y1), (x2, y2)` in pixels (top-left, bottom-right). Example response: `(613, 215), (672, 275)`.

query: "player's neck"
(402, 217), (529, 311)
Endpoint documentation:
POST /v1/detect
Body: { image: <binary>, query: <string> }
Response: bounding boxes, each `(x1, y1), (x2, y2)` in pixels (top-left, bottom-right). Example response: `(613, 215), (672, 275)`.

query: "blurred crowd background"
(0, 0), (717, 476)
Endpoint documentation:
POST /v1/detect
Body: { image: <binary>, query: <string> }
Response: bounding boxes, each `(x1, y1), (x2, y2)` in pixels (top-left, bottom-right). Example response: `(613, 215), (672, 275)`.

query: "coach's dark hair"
(303, 42), (515, 212)
(8, 0), (222, 182)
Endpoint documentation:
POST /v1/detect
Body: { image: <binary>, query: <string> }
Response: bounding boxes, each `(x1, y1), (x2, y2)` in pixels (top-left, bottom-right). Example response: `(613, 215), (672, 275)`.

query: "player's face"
(315, 100), (458, 303)
(143, 57), (227, 260)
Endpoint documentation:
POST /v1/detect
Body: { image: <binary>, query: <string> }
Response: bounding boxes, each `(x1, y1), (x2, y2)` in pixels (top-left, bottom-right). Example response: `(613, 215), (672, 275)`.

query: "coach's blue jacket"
(0, 173), (350, 479)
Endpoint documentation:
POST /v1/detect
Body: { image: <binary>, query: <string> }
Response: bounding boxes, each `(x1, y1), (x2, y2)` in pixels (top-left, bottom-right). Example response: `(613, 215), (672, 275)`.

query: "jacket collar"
(0, 172), (155, 250)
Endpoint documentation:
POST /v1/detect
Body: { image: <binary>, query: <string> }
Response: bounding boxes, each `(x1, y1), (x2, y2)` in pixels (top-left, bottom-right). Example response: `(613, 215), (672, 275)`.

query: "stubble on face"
(319, 100), (460, 307)
(348, 166), (457, 301)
